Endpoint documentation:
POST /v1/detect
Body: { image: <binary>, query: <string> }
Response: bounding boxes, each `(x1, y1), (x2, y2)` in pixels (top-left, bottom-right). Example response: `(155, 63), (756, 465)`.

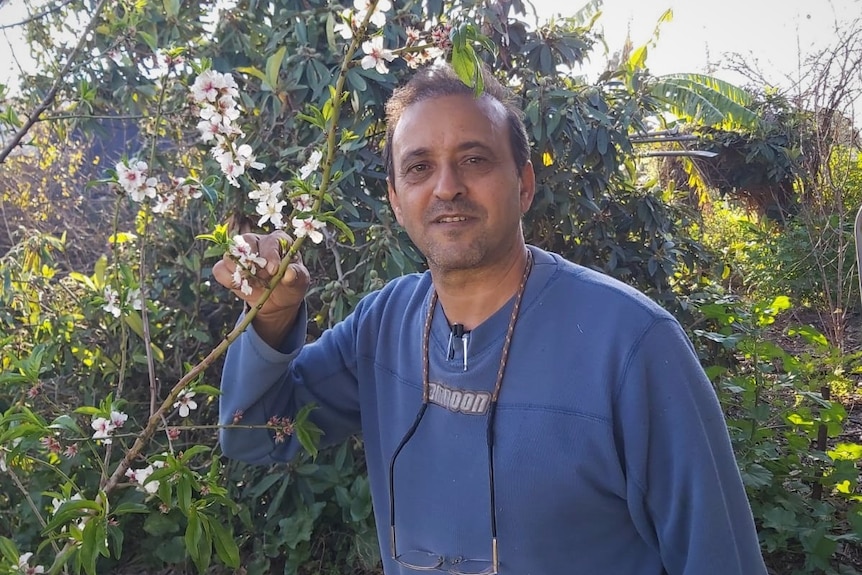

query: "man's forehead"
(390, 94), (508, 151)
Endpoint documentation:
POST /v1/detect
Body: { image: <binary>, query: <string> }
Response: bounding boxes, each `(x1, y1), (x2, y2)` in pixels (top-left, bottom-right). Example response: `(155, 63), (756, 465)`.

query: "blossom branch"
(101, 0), (381, 494)
(141, 79), (171, 419)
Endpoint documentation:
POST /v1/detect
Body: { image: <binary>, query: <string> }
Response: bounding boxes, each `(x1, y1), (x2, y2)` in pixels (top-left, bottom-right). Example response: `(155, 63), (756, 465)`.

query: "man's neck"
(430, 246), (529, 331)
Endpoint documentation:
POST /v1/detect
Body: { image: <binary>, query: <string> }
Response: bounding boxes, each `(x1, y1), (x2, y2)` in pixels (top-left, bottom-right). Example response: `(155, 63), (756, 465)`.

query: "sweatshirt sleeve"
(218, 301), (363, 465)
(614, 317), (767, 575)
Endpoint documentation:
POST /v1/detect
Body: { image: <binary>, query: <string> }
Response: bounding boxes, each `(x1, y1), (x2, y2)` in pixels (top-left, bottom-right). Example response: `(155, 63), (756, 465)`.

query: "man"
(215, 62), (768, 574)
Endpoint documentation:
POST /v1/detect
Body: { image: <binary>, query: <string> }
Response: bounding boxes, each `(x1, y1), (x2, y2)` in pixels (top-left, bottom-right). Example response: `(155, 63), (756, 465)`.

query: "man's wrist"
(252, 304), (303, 348)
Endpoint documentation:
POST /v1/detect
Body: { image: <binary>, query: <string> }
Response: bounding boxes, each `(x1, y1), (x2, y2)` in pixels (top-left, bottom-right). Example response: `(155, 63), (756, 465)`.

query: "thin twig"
(0, 0), (78, 30)
(7, 466), (63, 556)
(141, 84), (170, 418)
(39, 110), (185, 122)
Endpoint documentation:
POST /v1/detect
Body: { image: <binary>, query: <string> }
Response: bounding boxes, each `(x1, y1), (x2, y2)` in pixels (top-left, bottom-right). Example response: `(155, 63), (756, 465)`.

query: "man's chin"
(424, 249), (483, 272)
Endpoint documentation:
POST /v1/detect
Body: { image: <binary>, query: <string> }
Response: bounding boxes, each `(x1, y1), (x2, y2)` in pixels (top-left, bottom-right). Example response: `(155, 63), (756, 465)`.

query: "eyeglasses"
(388, 400), (500, 575)
(387, 251), (532, 575)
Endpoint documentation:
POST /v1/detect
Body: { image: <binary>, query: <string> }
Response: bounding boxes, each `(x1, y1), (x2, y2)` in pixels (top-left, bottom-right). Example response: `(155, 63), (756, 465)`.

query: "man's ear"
(387, 178), (403, 225)
(518, 161), (536, 214)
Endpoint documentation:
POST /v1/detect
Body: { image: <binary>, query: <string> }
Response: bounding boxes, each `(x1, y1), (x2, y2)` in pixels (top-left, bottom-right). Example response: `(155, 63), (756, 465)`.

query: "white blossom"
(353, 0), (391, 28)
(256, 199), (287, 228)
(102, 287), (121, 318)
(292, 216), (326, 244)
(299, 150), (323, 180)
(125, 464), (160, 494)
(173, 390), (198, 418)
(152, 194), (176, 214)
(91, 416), (116, 444)
(110, 410), (128, 429)
(235, 144), (265, 171)
(248, 181), (283, 205)
(361, 36), (396, 75)
(18, 552), (45, 575)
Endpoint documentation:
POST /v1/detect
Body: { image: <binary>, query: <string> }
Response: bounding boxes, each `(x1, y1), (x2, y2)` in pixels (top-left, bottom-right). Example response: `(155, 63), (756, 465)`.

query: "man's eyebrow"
(398, 141), (498, 165)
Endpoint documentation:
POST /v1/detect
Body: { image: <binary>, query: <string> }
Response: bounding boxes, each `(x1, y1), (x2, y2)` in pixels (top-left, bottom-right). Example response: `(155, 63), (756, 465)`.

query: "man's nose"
(432, 163), (466, 201)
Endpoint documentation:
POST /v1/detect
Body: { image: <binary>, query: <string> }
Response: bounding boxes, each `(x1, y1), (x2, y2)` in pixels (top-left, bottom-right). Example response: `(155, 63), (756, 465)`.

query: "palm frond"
(651, 74), (760, 130)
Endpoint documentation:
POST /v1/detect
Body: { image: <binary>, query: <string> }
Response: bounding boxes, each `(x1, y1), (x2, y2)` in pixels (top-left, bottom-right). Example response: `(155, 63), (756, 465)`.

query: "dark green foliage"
(687, 287), (862, 575)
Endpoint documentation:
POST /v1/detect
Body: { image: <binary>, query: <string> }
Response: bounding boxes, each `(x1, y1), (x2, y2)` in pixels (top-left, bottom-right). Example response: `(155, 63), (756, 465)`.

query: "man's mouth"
(436, 215), (469, 223)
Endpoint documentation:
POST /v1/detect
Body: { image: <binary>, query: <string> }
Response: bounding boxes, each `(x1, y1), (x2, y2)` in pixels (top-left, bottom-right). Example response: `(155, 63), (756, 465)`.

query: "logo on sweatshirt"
(428, 382), (491, 415)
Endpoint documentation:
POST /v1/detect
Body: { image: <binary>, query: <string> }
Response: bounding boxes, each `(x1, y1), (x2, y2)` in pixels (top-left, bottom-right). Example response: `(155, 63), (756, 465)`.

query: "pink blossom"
(110, 410), (128, 428)
(291, 193), (314, 212)
(405, 26), (421, 45)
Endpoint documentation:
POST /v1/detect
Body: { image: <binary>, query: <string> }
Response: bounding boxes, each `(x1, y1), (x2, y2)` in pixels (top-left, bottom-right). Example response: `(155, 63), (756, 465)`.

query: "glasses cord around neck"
(388, 249), (534, 565)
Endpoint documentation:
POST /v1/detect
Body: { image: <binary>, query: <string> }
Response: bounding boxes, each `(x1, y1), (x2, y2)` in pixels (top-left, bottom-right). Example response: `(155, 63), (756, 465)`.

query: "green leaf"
(49, 414), (83, 435)
(193, 384), (221, 397)
(137, 30), (157, 52)
(68, 271), (96, 291)
(44, 500), (102, 534)
(93, 255), (107, 288)
(650, 74), (760, 130)
(0, 536), (18, 564)
(828, 443), (862, 461)
(185, 510), (202, 554)
(236, 66), (267, 84)
(451, 45), (479, 95)
(627, 45), (648, 71)
(107, 523), (124, 559)
(192, 513), (212, 573)
(265, 46), (287, 91)
(295, 422), (322, 460)
(143, 512), (181, 537)
(788, 324), (829, 349)
(318, 213), (355, 243)
(740, 463), (773, 488)
(81, 519), (108, 575)
(112, 502), (149, 516)
(124, 309), (145, 340)
(147, 343), (164, 363)
(180, 444), (212, 462)
(277, 502), (325, 549)
(177, 476), (193, 512)
(209, 517), (241, 567)
(163, 0), (180, 18)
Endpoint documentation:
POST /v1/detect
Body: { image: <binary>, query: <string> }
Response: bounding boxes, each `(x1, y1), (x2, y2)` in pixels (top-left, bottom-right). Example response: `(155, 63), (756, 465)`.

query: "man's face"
(387, 94), (535, 272)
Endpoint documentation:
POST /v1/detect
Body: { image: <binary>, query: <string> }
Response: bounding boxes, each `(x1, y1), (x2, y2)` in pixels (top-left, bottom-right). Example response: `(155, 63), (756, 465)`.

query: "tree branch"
(0, 0), (108, 164)
(0, 0), (78, 30)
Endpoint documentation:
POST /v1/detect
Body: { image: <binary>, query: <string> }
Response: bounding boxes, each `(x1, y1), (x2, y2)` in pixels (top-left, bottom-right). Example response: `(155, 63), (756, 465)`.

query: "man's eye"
(407, 163), (428, 173)
(464, 156), (486, 165)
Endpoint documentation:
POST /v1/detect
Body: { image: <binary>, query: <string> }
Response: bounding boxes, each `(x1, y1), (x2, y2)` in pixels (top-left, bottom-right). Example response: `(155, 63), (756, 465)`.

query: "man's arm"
(614, 318), (768, 575)
(213, 231), (362, 464)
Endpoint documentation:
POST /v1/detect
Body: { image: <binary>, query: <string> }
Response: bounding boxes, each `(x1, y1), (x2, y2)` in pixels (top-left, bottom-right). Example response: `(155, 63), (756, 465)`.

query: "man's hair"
(383, 62), (530, 177)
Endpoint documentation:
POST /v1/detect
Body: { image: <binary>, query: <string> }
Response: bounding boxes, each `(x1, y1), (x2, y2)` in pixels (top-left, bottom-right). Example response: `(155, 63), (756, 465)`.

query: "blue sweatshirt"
(219, 246), (768, 575)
